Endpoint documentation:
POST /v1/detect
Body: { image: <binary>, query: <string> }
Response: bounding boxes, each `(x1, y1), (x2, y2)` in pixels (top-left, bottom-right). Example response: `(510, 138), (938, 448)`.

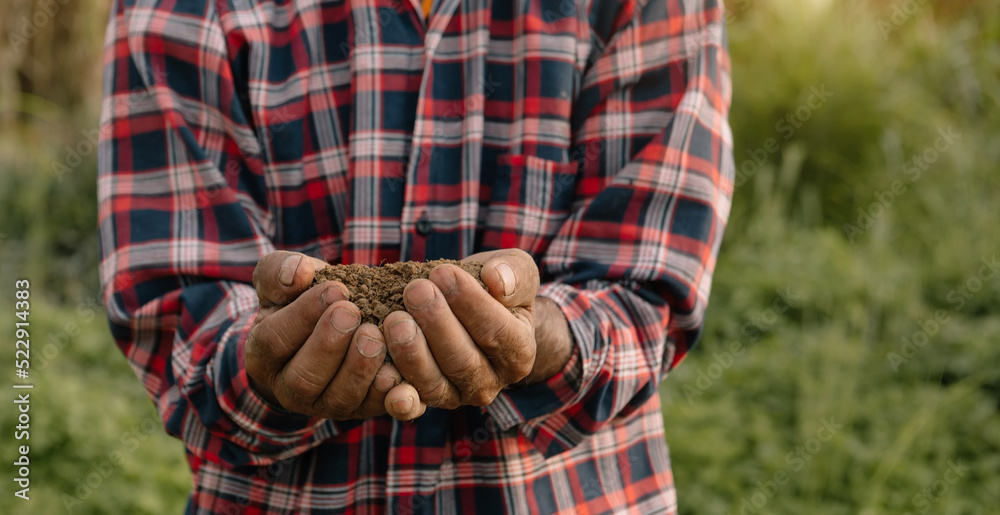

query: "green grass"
(1, 0), (998, 513)
(0, 297), (191, 514)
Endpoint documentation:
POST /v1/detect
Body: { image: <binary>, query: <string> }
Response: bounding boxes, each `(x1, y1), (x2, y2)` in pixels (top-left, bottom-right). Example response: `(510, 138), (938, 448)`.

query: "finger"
(383, 310), (461, 409)
(384, 382), (426, 421)
(253, 251), (335, 307)
(354, 362), (402, 418)
(273, 300), (360, 411)
(428, 264), (535, 384)
(245, 282), (350, 386)
(403, 278), (499, 406)
(462, 248), (539, 308)
(315, 323), (386, 418)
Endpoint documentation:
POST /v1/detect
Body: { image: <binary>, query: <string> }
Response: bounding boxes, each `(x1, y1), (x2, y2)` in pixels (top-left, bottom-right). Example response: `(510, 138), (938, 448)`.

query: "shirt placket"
(384, 0), (456, 512)
(400, 0), (488, 263)
(389, 0), (488, 512)
(343, 0), (424, 266)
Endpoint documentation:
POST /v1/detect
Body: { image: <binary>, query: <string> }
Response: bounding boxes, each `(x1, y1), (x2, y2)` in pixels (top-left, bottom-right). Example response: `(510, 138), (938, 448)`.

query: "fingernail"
(387, 318), (416, 344)
(357, 335), (384, 358)
(496, 262), (516, 297)
(374, 373), (396, 393)
(434, 266), (459, 295)
(331, 307), (360, 333)
(393, 396), (413, 413)
(278, 255), (302, 286)
(319, 285), (339, 307)
(404, 281), (435, 310)
(320, 283), (350, 307)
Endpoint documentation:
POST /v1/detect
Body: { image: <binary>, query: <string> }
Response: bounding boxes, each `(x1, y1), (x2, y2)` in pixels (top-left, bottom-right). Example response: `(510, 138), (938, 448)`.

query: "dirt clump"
(311, 260), (485, 327)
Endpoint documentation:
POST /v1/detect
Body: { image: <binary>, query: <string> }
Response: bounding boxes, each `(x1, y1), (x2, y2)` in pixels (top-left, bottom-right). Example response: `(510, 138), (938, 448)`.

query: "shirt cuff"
(486, 337), (582, 431)
(213, 314), (343, 460)
(485, 282), (601, 456)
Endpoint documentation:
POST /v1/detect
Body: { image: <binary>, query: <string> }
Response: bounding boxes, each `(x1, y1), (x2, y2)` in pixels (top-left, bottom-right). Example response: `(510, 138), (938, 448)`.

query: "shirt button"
(416, 213), (432, 236)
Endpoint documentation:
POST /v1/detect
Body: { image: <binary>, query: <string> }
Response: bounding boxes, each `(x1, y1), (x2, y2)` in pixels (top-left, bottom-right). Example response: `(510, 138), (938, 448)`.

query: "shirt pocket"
(480, 154), (579, 257)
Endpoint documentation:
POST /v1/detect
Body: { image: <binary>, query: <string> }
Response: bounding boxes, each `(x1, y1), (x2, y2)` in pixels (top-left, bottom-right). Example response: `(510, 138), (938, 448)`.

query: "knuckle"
(510, 248), (531, 261)
(245, 326), (262, 353)
(252, 256), (266, 289)
(511, 248), (533, 266)
(507, 248), (536, 269)
(254, 319), (291, 357)
(419, 379), (450, 405)
(510, 334), (537, 380)
(438, 346), (481, 377)
(283, 368), (325, 401)
(244, 328), (268, 375)
(388, 337), (421, 363)
(348, 359), (378, 385)
(252, 306), (276, 326)
(468, 388), (497, 407)
(511, 250), (540, 288)
(319, 393), (355, 419)
(273, 385), (304, 414)
(508, 355), (534, 383)
(469, 316), (511, 354)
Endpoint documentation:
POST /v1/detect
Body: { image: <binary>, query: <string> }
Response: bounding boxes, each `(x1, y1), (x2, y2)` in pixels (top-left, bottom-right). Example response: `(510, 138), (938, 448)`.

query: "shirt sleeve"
(97, 0), (346, 468)
(486, 0), (734, 457)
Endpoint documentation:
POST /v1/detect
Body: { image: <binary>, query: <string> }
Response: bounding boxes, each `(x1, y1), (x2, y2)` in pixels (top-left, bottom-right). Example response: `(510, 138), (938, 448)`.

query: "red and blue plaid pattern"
(98, 0), (733, 513)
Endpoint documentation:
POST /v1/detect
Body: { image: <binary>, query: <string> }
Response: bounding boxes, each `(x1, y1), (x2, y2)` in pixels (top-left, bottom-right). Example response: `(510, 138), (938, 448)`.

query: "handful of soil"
(311, 260), (486, 327)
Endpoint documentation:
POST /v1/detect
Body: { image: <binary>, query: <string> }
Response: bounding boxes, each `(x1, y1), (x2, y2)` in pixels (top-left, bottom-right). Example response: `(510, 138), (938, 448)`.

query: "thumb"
(471, 249), (539, 308)
(253, 251), (333, 307)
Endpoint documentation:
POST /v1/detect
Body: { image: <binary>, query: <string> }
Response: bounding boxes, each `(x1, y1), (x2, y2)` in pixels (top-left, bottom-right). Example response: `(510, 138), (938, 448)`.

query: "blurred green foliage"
(2, 1), (191, 513)
(1, 0), (997, 513)
(661, 1), (1000, 513)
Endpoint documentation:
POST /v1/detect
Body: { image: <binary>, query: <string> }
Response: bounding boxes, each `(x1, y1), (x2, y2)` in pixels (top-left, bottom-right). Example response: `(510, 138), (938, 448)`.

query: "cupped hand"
(382, 249), (573, 420)
(244, 251), (401, 419)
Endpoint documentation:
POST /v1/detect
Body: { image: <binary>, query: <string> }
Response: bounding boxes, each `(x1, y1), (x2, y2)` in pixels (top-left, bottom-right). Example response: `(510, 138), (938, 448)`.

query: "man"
(98, 0), (733, 513)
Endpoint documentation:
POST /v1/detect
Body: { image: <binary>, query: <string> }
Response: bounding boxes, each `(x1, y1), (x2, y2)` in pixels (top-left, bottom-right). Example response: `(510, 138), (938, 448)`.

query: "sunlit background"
(1, 0), (998, 513)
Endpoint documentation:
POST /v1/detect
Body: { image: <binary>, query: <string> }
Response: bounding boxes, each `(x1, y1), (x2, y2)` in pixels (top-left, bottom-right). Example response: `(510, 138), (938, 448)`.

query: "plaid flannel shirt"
(98, 0), (733, 513)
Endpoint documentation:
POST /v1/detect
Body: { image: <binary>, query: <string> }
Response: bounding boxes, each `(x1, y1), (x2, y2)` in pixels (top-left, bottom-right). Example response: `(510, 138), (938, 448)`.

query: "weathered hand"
(244, 251), (401, 419)
(382, 249), (573, 420)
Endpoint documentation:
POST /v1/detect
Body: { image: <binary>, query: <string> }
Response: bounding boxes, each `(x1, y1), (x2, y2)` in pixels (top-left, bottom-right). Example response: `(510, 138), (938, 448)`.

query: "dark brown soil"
(311, 260), (485, 327)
